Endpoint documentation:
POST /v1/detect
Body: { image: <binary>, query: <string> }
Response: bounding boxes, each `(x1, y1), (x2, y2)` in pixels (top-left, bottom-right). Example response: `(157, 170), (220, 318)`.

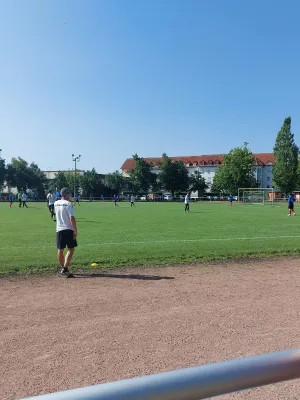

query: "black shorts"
(288, 202), (294, 210)
(48, 204), (54, 212)
(56, 230), (78, 250)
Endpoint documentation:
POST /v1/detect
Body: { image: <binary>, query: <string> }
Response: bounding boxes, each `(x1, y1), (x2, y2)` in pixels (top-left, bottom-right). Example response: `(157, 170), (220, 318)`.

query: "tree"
(273, 117), (299, 194)
(211, 143), (257, 194)
(0, 157), (5, 190)
(6, 157), (30, 191)
(80, 169), (106, 198)
(105, 171), (126, 195)
(51, 171), (68, 192)
(158, 153), (189, 196)
(188, 170), (208, 195)
(28, 162), (48, 196)
(130, 154), (157, 193)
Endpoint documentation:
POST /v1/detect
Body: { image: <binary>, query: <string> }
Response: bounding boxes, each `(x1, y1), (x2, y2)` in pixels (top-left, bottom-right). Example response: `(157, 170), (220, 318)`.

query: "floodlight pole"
(72, 154), (81, 199)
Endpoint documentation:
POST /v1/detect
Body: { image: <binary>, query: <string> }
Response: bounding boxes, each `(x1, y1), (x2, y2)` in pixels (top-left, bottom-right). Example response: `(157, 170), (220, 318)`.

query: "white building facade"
(121, 153), (275, 191)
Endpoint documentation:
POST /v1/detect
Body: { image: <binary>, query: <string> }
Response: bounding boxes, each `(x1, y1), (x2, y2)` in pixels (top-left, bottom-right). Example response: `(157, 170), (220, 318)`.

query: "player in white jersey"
(54, 188), (78, 277)
(130, 195), (136, 207)
(184, 193), (190, 212)
(21, 192), (28, 208)
(47, 192), (56, 220)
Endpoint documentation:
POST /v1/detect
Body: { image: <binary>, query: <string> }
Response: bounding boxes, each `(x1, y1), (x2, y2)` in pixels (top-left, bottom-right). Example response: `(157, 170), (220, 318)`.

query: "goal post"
(238, 188), (274, 205)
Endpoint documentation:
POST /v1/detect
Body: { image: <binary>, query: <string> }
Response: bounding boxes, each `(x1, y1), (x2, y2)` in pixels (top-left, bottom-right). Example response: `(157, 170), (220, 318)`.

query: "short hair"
(61, 187), (71, 197)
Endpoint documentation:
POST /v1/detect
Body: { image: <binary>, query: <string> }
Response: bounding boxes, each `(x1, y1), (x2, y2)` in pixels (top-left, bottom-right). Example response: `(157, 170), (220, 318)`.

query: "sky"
(1, 0), (300, 173)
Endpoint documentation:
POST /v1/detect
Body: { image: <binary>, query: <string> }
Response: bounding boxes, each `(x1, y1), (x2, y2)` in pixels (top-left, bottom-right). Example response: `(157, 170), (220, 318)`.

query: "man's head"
(61, 187), (71, 200)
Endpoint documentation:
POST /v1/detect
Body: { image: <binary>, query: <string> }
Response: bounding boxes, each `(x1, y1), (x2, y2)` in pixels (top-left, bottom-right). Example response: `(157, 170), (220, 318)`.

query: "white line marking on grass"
(1, 235), (300, 250)
(82, 235), (300, 247)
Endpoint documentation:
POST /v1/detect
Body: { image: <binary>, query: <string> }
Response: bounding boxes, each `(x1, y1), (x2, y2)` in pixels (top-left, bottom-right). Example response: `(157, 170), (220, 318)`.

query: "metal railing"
(20, 348), (300, 400)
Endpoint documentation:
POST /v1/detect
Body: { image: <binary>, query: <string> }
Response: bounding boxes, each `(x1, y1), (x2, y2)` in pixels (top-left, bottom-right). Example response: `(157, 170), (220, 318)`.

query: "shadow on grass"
(73, 273), (174, 280)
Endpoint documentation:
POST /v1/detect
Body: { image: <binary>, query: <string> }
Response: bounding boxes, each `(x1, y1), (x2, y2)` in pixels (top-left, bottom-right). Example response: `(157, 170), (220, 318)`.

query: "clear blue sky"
(1, 0), (300, 173)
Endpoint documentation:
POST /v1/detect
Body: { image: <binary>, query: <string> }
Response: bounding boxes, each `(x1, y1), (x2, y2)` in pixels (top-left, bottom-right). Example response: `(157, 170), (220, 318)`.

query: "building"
(2, 170), (86, 194)
(43, 170), (85, 180)
(121, 153), (275, 191)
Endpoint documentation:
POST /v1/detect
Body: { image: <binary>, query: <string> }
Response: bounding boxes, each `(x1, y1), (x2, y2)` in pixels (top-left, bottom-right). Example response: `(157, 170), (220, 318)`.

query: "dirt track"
(1, 259), (300, 399)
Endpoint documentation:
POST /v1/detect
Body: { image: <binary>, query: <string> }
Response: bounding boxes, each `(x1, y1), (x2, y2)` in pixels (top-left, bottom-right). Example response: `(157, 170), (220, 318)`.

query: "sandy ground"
(1, 258), (300, 400)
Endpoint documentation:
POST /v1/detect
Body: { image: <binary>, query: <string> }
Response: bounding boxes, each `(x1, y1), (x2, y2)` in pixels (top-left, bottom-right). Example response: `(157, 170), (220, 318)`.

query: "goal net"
(238, 188), (274, 205)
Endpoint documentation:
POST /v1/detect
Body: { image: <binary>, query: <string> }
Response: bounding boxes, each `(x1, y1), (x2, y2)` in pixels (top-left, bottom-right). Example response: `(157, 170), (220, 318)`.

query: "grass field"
(0, 200), (299, 274)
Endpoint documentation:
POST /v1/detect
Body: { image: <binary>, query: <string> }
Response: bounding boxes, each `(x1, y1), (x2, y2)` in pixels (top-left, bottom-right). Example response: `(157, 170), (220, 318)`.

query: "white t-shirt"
(54, 200), (75, 232)
(48, 193), (56, 205)
(185, 195), (190, 204)
(131, 196), (135, 202)
(21, 193), (27, 201)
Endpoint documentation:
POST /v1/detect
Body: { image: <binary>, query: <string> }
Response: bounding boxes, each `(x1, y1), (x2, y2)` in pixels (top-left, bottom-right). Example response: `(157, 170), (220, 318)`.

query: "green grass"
(0, 200), (299, 274)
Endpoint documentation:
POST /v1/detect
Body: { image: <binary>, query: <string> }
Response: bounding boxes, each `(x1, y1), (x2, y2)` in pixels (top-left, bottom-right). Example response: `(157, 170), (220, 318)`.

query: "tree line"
(0, 117), (298, 198)
(0, 153), (208, 198)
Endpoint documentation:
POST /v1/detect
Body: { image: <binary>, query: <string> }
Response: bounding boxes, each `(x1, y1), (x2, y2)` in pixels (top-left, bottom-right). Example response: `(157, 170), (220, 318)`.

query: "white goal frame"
(238, 187), (274, 205)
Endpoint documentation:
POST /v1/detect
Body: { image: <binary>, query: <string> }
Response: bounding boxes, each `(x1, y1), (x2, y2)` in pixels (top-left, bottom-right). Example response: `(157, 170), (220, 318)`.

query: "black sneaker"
(60, 268), (73, 278)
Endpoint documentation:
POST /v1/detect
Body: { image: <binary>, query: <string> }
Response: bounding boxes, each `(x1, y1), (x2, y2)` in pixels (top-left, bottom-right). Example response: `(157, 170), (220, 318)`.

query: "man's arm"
(70, 216), (78, 238)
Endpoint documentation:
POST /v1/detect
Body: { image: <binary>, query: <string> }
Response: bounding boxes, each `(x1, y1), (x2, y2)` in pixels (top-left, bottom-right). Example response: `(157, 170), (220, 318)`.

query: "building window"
(208, 160), (213, 165)
(193, 162), (198, 166)
(214, 161), (219, 165)
(200, 161), (205, 165)
(267, 177), (270, 181)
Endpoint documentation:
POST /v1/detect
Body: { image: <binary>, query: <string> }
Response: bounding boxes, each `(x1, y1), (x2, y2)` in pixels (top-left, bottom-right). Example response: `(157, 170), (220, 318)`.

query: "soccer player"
(288, 193), (296, 216)
(54, 187), (78, 278)
(114, 194), (119, 207)
(47, 191), (56, 220)
(184, 193), (190, 212)
(56, 191), (61, 200)
(74, 193), (80, 206)
(130, 195), (136, 207)
(229, 194), (233, 206)
(8, 192), (13, 208)
(21, 192), (28, 208)
(18, 192), (22, 208)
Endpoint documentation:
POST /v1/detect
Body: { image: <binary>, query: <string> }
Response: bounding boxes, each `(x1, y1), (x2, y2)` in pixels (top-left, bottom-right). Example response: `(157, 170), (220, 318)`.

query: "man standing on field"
(184, 193), (190, 212)
(54, 187), (78, 277)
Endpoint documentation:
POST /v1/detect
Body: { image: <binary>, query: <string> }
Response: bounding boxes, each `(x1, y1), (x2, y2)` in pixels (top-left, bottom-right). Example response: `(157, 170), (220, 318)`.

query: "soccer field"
(0, 201), (299, 274)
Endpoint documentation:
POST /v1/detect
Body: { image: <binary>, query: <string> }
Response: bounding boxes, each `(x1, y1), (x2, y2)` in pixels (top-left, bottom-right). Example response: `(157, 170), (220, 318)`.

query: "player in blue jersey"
(229, 194), (233, 207)
(114, 194), (119, 207)
(288, 193), (296, 216)
(74, 193), (80, 206)
(8, 192), (13, 208)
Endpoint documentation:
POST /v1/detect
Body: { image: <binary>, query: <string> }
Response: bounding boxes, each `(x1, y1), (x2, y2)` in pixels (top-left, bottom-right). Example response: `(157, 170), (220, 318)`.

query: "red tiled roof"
(121, 153), (275, 170)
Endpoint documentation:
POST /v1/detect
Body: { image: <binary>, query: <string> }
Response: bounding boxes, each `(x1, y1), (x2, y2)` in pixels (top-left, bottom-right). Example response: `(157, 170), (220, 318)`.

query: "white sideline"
(82, 235), (300, 247)
(2, 235), (300, 250)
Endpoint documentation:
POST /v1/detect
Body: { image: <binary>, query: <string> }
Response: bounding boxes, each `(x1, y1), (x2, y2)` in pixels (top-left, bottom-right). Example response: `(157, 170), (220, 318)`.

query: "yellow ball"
(90, 263), (98, 267)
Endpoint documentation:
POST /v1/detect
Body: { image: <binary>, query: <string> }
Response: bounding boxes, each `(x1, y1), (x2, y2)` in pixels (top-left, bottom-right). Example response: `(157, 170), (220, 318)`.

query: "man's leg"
(25, 201), (28, 208)
(64, 248), (75, 268)
(57, 249), (65, 268)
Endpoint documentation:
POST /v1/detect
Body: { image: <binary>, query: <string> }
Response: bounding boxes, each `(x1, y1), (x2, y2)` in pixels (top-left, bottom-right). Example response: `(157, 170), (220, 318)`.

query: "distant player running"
(114, 194), (119, 207)
(130, 195), (135, 207)
(8, 193), (13, 208)
(54, 187), (78, 278)
(74, 193), (80, 206)
(184, 193), (190, 212)
(229, 194), (233, 206)
(21, 192), (28, 208)
(47, 191), (56, 220)
(288, 193), (296, 216)
(18, 192), (22, 208)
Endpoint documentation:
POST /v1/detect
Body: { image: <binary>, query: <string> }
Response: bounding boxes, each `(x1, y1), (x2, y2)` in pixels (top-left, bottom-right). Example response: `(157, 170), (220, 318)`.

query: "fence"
(21, 348), (300, 400)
